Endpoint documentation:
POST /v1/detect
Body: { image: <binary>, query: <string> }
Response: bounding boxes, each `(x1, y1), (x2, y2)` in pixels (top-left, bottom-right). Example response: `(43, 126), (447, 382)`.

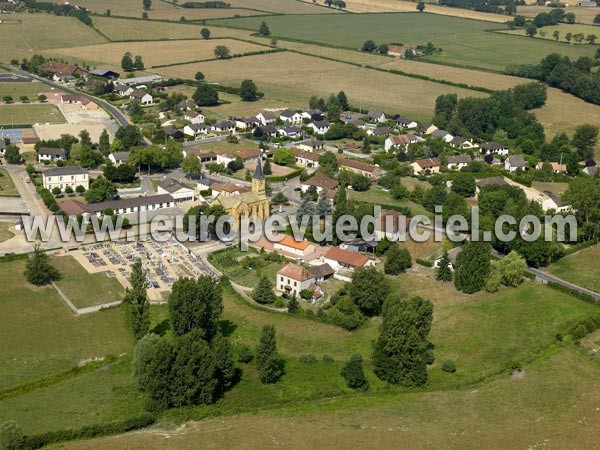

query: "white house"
(108, 151), (130, 166)
(235, 117), (259, 130)
(38, 147), (67, 162)
(367, 110), (386, 123)
(480, 142), (509, 156)
(157, 178), (195, 204)
(274, 235), (316, 257)
(310, 120), (330, 135)
(433, 247), (463, 270)
(323, 247), (370, 273)
(505, 155), (527, 172)
(114, 84), (134, 97)
(450, 136), (476, 150)
(431, 129), (454, 143)
(384, 133), (423, 152)
(129, 89), (153, 105)
(184, 123), (210, 138)
(280, 109), (303, 125)
(278, 126), (302, 138)
(292, 148), (321, 168)
(446, 154), (472, 170)
(276, 263), (319, 299)
(42, 166), (89, 191)
(256, 111), (277, 126)
(411, 158), (441, 175)
(394, 116), (418, 129)
(214, 120), (235, 134)
(184, 111), (205, 124)
(297, 139), (324, 152)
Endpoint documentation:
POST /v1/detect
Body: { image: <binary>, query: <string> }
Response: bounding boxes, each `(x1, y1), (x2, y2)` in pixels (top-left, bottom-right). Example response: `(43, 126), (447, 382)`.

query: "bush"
(441, 360), (456, 373)
(0, 421), (25, 450)
(274, 297), (284, 308)
(237, 344), (254, 363)
(415, 258), (432, 267)
(299, 354), (317, 364)
(322, 354), (334, 363)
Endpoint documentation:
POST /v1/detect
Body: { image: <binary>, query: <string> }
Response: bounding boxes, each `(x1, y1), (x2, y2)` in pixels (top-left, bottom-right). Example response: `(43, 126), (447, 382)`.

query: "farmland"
(0, 104), (65, 126)
(154, 51), (487, 120)
(518, 4), (600, 25)
(500, 23), (600, 43)
(210, 13), (597, 71)
(0, 82), (51, 100)
(48, 39), (271, 69)
(0, 14), (107, 62)
(548, 244), (600, 292)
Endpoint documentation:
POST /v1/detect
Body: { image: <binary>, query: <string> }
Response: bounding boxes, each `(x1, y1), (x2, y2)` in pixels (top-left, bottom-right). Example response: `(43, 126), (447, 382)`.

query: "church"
(213, 158), (270, 222)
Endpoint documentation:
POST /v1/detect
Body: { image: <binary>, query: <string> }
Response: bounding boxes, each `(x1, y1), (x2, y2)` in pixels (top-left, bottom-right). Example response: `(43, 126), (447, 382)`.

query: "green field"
(349, 185), (432, 217)
(501, 23), (600, 44)
(0, 82), (49, 100)
(51, 256), (126, 309)
(0, 222), (15, 243)
(548, 244), (600, 292)
(0, 104), (66, 125)
(0, 258), (133, 390)
(211, 13), (597, 71)
(0, 169), (18, 196)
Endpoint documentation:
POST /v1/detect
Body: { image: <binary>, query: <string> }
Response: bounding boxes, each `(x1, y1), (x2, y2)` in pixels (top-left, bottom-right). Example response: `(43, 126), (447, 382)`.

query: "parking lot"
(71, 238), (215, 301)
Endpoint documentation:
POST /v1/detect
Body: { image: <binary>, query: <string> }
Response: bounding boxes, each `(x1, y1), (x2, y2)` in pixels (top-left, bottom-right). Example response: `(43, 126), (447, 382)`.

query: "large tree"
(256, 325), (283, 384)
(435, 250), (453, 282)
(563, 177), (600, 240)
(240, 79), (258, 102)
(454, 241), (491, 294)
(121, 52), (134, 71)
(213, 45), (231, 59)
(350, 266), (391, 316)
(451, 172), (476, 197)
(384, 245), (412, 275)
(84, 177), (117, 203)
(252, 276), (277, 304)
(341, 353), (369, 390)
(258, 21), (270, 36)
(193, 83), (219, 106)
(127, 259), (150, 340)
(115, 125), (142, 149)
(25, 245), (60, 286)
(572, 124), (598, 161)
(372, 296), (433, 387)
(181, 153), (202, 176)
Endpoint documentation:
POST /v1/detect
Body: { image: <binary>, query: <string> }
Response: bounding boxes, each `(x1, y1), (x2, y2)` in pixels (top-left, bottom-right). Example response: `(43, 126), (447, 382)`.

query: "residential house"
(323, 247), (370, 273)
(88, 69), (120, 80)
(347, 118), (367, 129)
(211, 183), (251, 198)
(256, 111), (277, 126)
(114, 84), (134, 97)
(302, 109), (324, 121)
(431, 129), (454, 143)
(182, 147), (217, 164)
(297, 139), (324, 152)
(163, 126), (184, 140)
(108, 151), (130, 166)
(446, 154), (472, 170)
(60, 94), (97, 110)
(278, 126), (302, 138)
(368, 127), (391, 137)
(292, 148), (322, 168)
(384, 133), (423, 152)
(536, 191), (571, 213)
(183, 123), (210, 138)
(367, 110), (386, 123)
(480, 142), (509, 156)
(433, 247), (463, 270)
(583, 165), (598, 176)
(274, 235), (315, 257)
(475, 176), (507, 194)
(505, 155), (527, 172)
(394, 116), (418, 129)
(42, 61), (85, 77)
(450, 136), (476, 150)
(308, 263), (335, 282)
(37, 147), (67, 162)
(254, 125), (278, 138)
(340, 238), (377, 254)
(42, 166), (89, 191)
(184, 111), (205, 124)
(52, 72), (75, 83)
(129, 89), (153, 105)
(310, 120), (330, 135)
(215, 148), (260, 166)
(276, 263), (319, 298)
(411, 158), (441, 175)
(280, 109), (303, 125)
(214, 120), (235, 133)
(301, 172), (339, 194)
(422, 122), (439, 135)
(338, 158), (383, 180)
(235, 117), (259, 130)
(157, 178), (195, 204)
(535, 162), (567, 174)
(178, 100), (197, 112)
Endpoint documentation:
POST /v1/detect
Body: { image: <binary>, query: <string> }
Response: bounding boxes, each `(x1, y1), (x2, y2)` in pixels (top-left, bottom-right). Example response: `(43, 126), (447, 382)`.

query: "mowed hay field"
(48, 39), (271, 69)
(155, 52), (487, 120)
(0, 104), (66, 125)
(548, 244), (600, 291)
(535, 88), (600, 139)
(229, 0), (342, 14)
(518, 5), (600, 24)
(0, 13), (107, 62)
(0, 82), (52, 100)
(211, 13), (597, 70)
(500, 23), (600, 43)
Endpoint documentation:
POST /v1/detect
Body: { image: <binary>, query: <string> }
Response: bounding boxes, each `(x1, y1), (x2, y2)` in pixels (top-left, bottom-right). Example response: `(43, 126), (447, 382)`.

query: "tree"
(195, 71), (205, 81)
(423, 186), (447, 212)
(252, 276), (277, 304)
(116, 125), (142, 149)
(337, 90), (349, 110)
(134, 55), (145, 70)
(211, 333), (236, 394)
(316, 189), (333, 216)
(52, 187), (61, 196)
(416, 1), (425, 12)
(384, 245), (412, 275)
(435, 250), (453, 282)
(361, 40), (376, 52)
(378, 43), (389, 54)
(193, 83), (219, 106)
(169, 276), (223, 340)
(296, 194), (315, 224)
(263, 158), (272, 175)
(2, 95), (13, 103)
(318, 151), (338, 177)
(563, 177), (600, 240)
(256, 325), (283, 384)
(553, 30), (560, 41)
(350, 267), (391, 316)
(287, 293), (299, 313)
(4, 145), (20, 164)
(142, 11), (148, 19)
(25, 245), (60, 286)
(451, 172), (476, 197)
(121, 52), (134, 71)
(214, 45), (231, 59)
(259, 21), (270, 36)
(84, 177), (117, 203)
(143, 0), (152, 10)
(372, 296), (433, 387)
(240, 79), (258, 102)
(0, 421), (24, 450)
(273, 148), (295, 166)
(566, 32), (573, 43)
(98, 129), (110, 154)
(586, 34), (597, 44)
(127, 259), (150, 340)
(341, 354), (369, 390)
(37, 94), (47, 102)
(454, 241), (491, 294)
(525, 24), (537, 38)
(201, 27), (211, 39)
(181, 153), (202, 176)
(514, 15), (526, 27)
(572, 124), (598, 161)
(565, 12), (576, 24)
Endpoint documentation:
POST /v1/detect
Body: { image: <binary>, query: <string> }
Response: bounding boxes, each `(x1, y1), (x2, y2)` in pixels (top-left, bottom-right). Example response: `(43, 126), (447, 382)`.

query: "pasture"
(229, 0), (342, 14)
(210, 13), (597, 71)
(0, 104), (66, 125)
(518, 4), (600, 25)
(0, 257), (133, 390)
(0, 82), (50, 100)
(500, 23), (600, 43)
(0, 14), (107, 62)
(0, 223), (15, 243)
(154, 52), (487, 121)
(48, 39), (270, 69)
(548, 244), (600, 292)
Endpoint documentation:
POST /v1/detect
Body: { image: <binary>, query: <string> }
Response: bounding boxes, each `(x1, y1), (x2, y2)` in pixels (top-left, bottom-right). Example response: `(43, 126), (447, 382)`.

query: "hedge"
(416, 258), (433, 267)
(564, 239), (598, 257)
(266, 167), (303, 182)
(546, 281), (597, 305)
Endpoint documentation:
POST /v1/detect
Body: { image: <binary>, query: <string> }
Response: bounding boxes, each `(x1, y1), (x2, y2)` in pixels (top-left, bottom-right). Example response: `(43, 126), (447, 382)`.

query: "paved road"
(527, 267), (600, 301)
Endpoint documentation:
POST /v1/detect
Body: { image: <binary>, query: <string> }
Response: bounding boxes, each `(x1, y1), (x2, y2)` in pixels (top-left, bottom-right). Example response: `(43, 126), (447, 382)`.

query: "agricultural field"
(0, 13), (107, 62)
(210, 13), (597, 71)
(0, 82), (51, 100)
(155, 52), (487, 121)
(0, 169), (18, 196)
(0, 258), (133, 390)
(548, 244), (600, 292)
(48, 39), (271, 69)
(500, 23), (600, 43)
(50, 255), (125, 309)
(0, 104), (66, 126)
(228, 0), (342, 14)
(518, 4), (600, 25)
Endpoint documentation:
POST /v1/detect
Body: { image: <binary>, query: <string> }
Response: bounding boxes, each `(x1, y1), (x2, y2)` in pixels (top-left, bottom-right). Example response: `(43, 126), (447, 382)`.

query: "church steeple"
(252, 157), (266, 196)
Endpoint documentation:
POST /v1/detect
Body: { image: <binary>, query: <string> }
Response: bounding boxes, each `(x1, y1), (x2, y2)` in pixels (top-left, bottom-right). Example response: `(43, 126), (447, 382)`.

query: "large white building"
(42, 166), (89, 192)
(157, 178), (195, 204)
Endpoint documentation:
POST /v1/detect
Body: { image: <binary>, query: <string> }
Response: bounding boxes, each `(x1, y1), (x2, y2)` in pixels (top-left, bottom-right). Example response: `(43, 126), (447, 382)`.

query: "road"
(527, 267), (600, 301)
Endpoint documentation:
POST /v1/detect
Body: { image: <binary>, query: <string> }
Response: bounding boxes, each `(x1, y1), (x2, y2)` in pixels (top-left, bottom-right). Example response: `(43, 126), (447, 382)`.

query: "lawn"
(209, 248), (285, 289)
(0, 104), (66, 126)
(548, 244), (600, 292)
(0, 258), (133, 390)
(0, 82), (50, 100)
(210, 13), (597, 71)
(51, 255), (126, 309)
(349, 185), (432, 217)
(0, 222), (15, 243)
(500, 23), (600, 44)
(0, 169), (18, 196)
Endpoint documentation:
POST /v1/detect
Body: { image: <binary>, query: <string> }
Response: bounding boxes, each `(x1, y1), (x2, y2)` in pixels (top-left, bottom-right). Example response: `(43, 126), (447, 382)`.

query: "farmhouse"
(338, 158), (382, 180)
(280, 109), (303, 125)
(411, 158), (441, 175)
(274, 235), (315, 257)
(42, 166), (89, 191)
(310, 120), (330, 135)
(129, 89), (153, 105)
(88, 69), (120, 80)
(37, 147), (67, 162)
(184, 111), (205, 124)
(302, 172), (338, 194)
(42, 61), (85, 77)
(108, 151), (130, 166)
(157, 178), (195, 204)
(505, 155), (527, 172)
(276, 263), (321, 299)
(446, 154), (472, 170)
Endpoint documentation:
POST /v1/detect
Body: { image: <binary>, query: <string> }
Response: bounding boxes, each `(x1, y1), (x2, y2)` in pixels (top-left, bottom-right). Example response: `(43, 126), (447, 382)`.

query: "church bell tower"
(252, 157), (266, 196)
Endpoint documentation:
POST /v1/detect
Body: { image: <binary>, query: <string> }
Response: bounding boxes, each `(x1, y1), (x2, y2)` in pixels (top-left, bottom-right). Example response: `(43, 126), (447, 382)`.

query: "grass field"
(155, 52), (487, 121)
(518, 4), (600, 25)
(0, 169), (18, 196)
(0, 258), (133, 390)
(532, 181), (569, 196)
(51, 255), (125, 309)
(349, 185), (432, 218)
(0, 13), (107, 62)
(210, 13), (597, 71)
(61, 348), (600, 450)
(229, 0), (342, 14)
(0, 223), (15, 243)
(0, 82), (50, 100)
(500, 23), (600, 43)
(548, 244), (600, 292)
(535, 88), (600, 139)
(48, 39), (270, 69)
(0, 104), (65, 125)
